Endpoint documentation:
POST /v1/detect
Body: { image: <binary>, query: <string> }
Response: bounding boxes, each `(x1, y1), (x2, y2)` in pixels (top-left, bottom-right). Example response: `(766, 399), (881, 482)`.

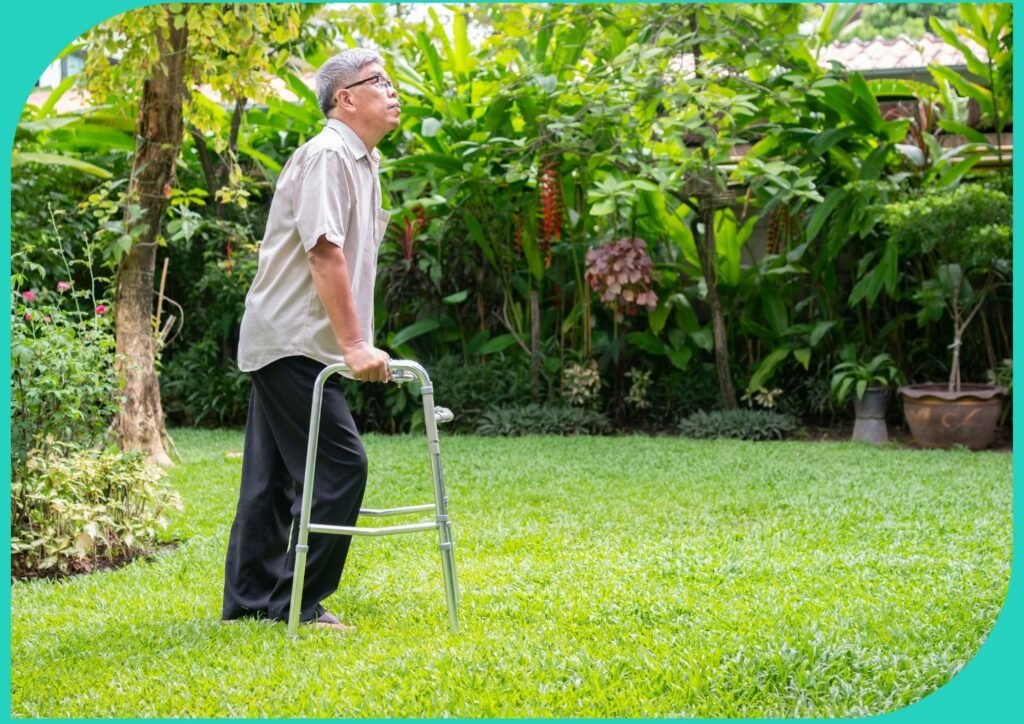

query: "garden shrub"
(643, 366), (722, 428)
(884, 182), (1012, 260)
(11, 262), (183, 579)
(562, 359), (602, 408)
(10, 443), (182, 578)
(10, 166), (113, 290)
(881, 180), (1012, 388)
(677, 409), (799, 441)
(346, 377), (421, 434)
(161, 338), (251, 427)
(768, 358), (835, 423)
(10, 283), (118, 464)
(431, 354), (534, 430)
(476, 403), (610, 437)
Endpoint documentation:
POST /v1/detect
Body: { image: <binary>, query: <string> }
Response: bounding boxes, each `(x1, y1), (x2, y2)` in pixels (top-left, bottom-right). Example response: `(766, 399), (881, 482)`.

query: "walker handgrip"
(389, 369), (418, 384)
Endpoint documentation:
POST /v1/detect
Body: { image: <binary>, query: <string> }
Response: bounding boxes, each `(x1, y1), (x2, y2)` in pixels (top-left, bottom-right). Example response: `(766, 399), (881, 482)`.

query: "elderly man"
(222, 48), (401, 632)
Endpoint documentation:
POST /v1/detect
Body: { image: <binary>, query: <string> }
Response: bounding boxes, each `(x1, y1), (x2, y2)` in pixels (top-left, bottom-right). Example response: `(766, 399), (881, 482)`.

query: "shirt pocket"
(373, 208), (392, 248)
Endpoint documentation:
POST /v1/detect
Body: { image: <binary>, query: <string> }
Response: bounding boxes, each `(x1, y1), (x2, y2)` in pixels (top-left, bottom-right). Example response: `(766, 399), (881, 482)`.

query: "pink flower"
(22, 290), (36, 302)
(24, 312), (32, 321)
(43, 315), (52, 323)
(57, 281), (71, 293)
(95, 305), (109, 315)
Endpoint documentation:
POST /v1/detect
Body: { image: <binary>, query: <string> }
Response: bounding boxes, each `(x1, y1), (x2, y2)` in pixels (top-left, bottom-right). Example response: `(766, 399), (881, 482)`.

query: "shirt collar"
(326, 118), (380, 165)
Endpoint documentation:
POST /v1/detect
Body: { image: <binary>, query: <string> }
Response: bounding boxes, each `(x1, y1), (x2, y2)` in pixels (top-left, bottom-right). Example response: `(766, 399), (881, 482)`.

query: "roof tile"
(818, 33), (986, 71)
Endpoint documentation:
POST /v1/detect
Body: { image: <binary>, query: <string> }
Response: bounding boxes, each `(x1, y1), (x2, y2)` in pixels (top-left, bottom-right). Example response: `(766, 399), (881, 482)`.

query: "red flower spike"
(538, 157), (563, 267)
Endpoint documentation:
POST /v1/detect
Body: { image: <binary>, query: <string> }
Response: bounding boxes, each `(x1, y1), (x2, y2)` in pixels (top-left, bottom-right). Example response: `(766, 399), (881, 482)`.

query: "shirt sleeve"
(294, 148), (352, 252)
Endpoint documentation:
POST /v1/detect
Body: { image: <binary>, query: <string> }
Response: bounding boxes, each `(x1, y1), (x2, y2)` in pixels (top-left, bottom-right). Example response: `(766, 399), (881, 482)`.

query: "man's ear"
(335, 88), (354, 111)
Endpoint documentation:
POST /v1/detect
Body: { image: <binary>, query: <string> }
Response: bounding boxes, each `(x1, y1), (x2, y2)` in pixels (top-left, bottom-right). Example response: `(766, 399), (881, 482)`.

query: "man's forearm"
(307, 235), (364, 354)
(307, 235), (389, 382)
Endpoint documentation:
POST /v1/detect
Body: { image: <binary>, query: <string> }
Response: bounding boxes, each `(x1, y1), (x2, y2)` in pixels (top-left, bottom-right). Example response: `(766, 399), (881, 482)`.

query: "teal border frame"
(2, 1), (1019, 721)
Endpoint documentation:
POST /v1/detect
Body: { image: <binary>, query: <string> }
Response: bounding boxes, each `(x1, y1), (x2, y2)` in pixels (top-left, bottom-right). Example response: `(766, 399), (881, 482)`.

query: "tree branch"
(189, 126), (219, 203)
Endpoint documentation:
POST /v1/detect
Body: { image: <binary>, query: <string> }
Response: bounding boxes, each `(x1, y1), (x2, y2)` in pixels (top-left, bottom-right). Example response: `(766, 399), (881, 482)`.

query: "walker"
(286, 360), (459, 637)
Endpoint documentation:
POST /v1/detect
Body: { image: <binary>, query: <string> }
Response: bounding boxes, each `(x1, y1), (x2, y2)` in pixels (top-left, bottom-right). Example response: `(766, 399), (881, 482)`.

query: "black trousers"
(222, 356), (367, 622)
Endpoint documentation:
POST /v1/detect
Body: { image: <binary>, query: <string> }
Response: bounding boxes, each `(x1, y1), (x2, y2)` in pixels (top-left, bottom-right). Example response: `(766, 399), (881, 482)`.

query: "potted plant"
(830, 347), (903, 444)
(882, 182), (1012, 449)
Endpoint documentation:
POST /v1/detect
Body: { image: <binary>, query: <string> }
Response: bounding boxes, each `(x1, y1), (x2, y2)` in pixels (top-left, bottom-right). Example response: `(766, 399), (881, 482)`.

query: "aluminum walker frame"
(286, 360), (459, 637)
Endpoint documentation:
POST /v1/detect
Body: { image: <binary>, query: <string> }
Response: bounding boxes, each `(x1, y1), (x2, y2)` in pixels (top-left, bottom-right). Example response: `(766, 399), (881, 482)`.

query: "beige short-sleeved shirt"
(237, 119), (391, 372)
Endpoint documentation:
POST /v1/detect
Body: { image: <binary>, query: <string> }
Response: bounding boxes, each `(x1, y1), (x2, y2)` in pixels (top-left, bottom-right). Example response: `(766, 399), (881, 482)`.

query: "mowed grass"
(10, 430), (1012, 718)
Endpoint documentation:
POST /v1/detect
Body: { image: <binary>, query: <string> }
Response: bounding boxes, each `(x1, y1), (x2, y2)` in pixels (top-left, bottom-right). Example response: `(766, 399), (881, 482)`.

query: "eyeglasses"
(343, 73), (394, 90)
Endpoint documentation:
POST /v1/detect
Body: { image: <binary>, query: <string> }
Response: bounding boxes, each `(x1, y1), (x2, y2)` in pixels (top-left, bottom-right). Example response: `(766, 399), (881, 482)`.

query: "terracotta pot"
(899, 383), (1007, 450)
(852, 386), (889, 445)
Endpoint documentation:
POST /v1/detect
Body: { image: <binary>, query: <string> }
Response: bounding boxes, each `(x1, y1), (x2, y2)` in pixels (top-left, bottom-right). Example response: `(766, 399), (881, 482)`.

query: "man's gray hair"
(316, 48), (385, 116)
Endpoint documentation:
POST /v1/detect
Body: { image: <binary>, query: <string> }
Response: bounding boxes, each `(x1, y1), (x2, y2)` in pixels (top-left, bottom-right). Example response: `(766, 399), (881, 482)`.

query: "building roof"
(668, 32), (982, 80)
(817, 33), (985, 72)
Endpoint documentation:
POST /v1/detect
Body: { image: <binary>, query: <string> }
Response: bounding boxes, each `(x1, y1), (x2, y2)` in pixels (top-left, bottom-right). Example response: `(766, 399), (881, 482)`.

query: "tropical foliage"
(880, 181), (1012, 391)
(11, 3), (1013, 437)
(835, 3), (963, 41)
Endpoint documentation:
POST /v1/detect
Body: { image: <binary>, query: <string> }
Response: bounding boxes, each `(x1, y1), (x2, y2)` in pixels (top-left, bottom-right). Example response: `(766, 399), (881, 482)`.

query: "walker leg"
(422, 385), (460, 633)
(286, 370), (331, 638)
(439, 523), (460, 633)
(285, 544), (310, 638)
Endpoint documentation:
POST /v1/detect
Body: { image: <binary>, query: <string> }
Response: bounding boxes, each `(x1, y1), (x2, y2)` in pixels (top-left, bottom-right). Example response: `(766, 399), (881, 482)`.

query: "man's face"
(342, 62), (401, 134)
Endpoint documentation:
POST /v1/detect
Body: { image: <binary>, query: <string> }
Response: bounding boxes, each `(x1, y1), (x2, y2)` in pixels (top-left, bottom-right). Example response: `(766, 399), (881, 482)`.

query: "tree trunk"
(530, 287), (541, 399)
(189, 126), (218, 215)
(685, 9), (737, 410)
(115, 6), (188, 465)
(695, 206), (738, 409)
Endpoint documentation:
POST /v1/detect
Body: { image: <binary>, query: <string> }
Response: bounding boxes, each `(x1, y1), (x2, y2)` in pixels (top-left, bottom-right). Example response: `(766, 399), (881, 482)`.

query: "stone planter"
(899, 383), (1007, 450)
(852, 386), (889, 445)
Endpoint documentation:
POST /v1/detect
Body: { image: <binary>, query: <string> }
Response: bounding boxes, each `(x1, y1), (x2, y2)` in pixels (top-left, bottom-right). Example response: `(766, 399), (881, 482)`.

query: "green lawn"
(10, 430), (1012, 717)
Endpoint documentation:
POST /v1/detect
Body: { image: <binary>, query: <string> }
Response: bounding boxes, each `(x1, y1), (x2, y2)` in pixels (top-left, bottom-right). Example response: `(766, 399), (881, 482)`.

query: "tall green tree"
(80, 3), (326, 462)
(571, 4), (824, 407)
(115, 7), (188, 465)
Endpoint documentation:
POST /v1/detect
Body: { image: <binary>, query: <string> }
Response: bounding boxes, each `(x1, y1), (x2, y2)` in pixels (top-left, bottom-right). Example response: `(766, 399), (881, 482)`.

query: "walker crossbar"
(308, 521), (439, 536)
(286, 360), (459, 637)
(359, 503), (435, 517)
